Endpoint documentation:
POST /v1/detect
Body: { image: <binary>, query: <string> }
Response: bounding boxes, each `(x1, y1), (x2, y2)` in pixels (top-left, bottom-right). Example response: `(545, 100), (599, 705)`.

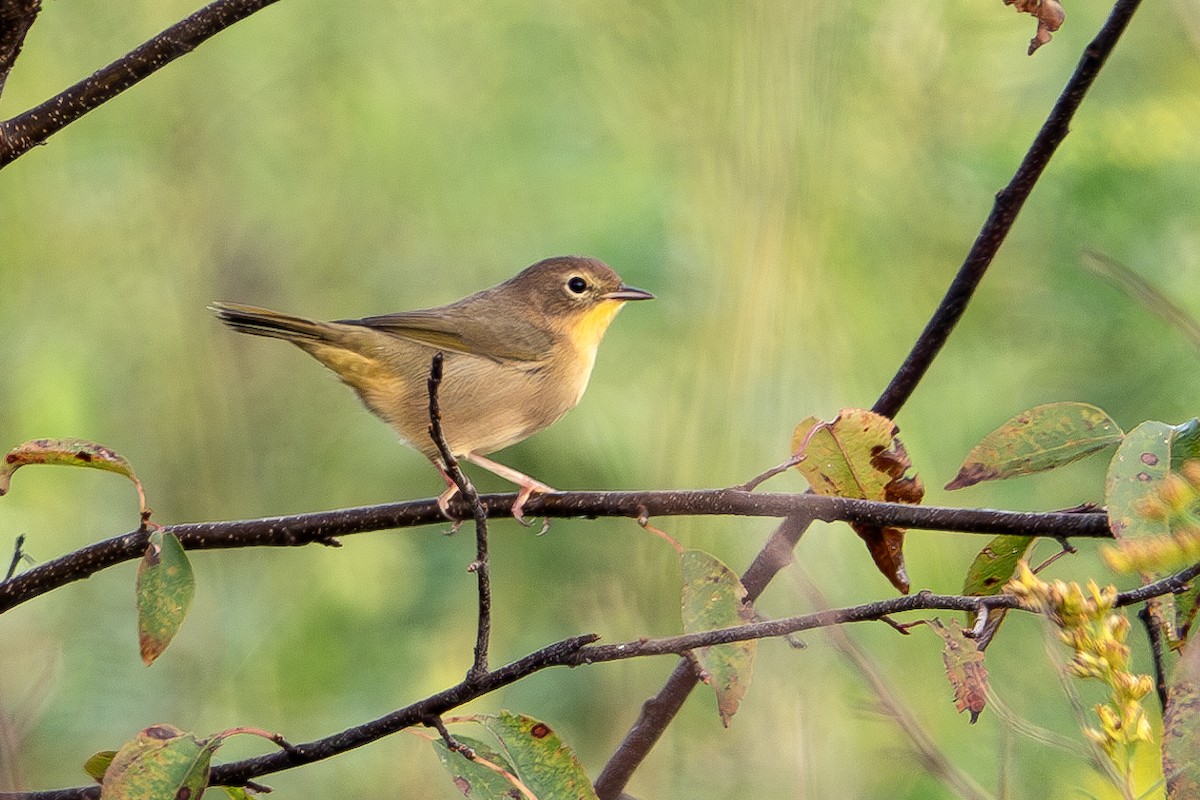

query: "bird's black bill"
(604, 285), (655, 302)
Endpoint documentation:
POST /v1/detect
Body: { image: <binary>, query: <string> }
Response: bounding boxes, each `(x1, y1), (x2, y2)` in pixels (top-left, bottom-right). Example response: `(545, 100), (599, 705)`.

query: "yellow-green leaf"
(680, 549), (757, 727)
(479, 712), (598, 800)
(99, 724), (212, 800)
(946, 403), (1122, 490)
(1165, 636), (1200, 798)
(136, 531), (195, 666)
(928, 618), (989, 722)
(0, 438), (148, 516)
(962, 535), (1037, 647)
(433, 734), (522, 798)
(791, 409), (923, 593)
(84, 750), (117, 783)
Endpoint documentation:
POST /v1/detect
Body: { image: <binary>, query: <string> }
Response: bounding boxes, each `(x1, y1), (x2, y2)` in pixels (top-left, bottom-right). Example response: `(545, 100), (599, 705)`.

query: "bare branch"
(872, 0), (1143, 419)
(0, 0), (40, 97)
(0, 492), (1112, 615)
(427, 352), (492, 681)
(0, 0), (282, 168)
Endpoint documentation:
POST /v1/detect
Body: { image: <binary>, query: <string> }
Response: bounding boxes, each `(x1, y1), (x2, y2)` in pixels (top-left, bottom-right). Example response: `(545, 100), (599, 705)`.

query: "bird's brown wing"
(342, 308), (554, 363)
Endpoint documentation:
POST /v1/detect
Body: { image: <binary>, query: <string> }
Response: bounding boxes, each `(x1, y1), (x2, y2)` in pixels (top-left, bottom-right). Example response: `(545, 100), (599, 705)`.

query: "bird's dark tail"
(209, 302), (330, 342)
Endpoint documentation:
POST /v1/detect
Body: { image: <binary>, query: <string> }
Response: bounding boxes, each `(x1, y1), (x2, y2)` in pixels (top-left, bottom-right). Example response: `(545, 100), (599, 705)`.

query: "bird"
(211, 255), (653, 521)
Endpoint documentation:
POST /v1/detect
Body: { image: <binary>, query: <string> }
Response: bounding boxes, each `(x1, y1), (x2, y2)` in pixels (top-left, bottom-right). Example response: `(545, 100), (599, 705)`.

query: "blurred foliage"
(2, 1), (1200, 797)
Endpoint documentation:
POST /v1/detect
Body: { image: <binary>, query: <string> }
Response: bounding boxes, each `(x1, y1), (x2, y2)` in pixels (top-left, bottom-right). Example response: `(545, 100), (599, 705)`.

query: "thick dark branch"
(0, 0), (282, 168)
(6, 562), (1195, 800)
(595, 2), (1145, 795)
(0, 491), (1111, 615)
(872, 0), (1143, 418)
(0, 0), (40, 97)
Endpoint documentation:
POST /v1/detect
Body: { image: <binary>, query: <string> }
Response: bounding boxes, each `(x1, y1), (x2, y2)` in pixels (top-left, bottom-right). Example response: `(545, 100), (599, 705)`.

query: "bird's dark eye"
(566, 276), (588, 294)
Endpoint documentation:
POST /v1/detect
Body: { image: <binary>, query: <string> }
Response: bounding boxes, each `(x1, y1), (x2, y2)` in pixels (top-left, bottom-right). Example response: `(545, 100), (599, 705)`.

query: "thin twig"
(0, 0), (283, 168)
(595, 2), (1146, 795)
(5, 534), (27, 580)
(427, 353), (491, 681)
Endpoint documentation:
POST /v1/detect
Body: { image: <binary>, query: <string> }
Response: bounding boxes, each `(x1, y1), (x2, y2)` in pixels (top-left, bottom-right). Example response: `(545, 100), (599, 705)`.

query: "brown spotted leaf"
(136, 530), (195, 665)
(98, 724), (213, 800)
(792, 409), (924, 593)
(680, 549), (757, 727)
(1003, 0), (1065, 55)
(946, 403), (1122, 490)
(928, 618), (989, 723)
(0, 437), (148, 517)
(1165, 636), (1200, 798)
(478, 712), (598, 800)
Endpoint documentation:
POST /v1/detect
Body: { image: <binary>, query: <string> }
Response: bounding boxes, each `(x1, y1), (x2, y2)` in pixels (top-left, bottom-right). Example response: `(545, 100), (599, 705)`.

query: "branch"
(0, 492), (1112, 615)
(6, 562), (1195, 800)
(872, 0), (1143, 419)
(594, 1), (1145, 795)
(0, 0), (282, 168)
(0, 0), (40, 97)
(427, 352), (492, 681)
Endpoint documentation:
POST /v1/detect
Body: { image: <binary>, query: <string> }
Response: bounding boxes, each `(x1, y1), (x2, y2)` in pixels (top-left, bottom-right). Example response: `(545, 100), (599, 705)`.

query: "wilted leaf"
(99, 724), (213, 800)
(136, 530), (195, 665)
(433, 734), (523, 799)
(680, 549), (757, 727)
(478, 712), (598, 800)
(792, 409), (924, 593)
(946, 403), (1122, 490)
(0, 437), (148, 517)
(83, 751), (117, 783)
(1165, 636), (1200, 798)
(928, 618), (989, 723)
(1003, 0), (1065, 55)
(962, 535), (1037, 648)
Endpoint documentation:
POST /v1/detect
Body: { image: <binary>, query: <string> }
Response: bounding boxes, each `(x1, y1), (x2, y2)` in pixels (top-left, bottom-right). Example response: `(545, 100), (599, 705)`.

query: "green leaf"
(680, 549), (757, 727)
(221, 787), (254, 800)
(83, 751), (117, 783)
(1164, 637), (1200, 799)
(945, 403), (1122, 490)
(99, 724), (213, 800)
(479, 712), (598, 800)
(136, 531), (195, 666)
(0, 437), (148, 516)
(1105, 420), (1200, 541)
(433, 734), (522, 798)
(962, 535), (1037, 647)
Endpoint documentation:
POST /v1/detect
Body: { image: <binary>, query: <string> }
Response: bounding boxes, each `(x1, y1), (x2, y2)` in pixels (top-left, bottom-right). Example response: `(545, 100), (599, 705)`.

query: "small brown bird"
(211, 256), (653, 520)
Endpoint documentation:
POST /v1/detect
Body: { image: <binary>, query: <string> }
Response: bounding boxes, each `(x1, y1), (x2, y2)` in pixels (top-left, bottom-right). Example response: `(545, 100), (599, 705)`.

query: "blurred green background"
(2, 1), (1200, 797)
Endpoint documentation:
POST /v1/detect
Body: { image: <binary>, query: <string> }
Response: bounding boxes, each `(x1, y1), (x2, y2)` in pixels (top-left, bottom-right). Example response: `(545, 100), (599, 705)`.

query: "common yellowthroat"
(211, 256), (653, 520)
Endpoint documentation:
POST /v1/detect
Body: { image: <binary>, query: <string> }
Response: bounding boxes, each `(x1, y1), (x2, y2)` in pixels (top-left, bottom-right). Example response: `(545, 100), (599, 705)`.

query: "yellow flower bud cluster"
(1006, 562), (1154, 759)
(1104, 461), (1200, 574)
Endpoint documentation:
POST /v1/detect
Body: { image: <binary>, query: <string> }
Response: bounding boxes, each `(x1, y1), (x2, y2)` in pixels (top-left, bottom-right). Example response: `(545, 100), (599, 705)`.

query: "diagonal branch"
(0, 0), (283, 168)
(593, 2), (1145, 796)
(0, 0), (40, 97)
(0, 492), (1111, 615)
